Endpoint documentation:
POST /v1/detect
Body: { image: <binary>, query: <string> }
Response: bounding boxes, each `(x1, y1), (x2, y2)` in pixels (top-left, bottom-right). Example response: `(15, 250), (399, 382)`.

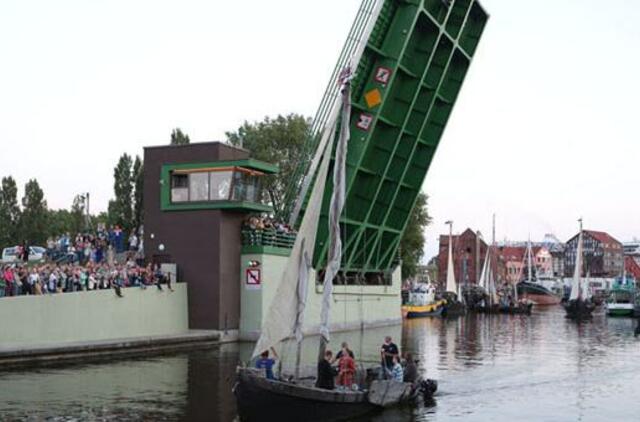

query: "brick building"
(564, 230), (623, 278)
(437, 228), (488, 290)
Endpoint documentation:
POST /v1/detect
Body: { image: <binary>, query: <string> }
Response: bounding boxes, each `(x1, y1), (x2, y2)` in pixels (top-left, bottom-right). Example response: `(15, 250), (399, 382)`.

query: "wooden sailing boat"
(441, 221), (466, 317)
(234, 71), (434, 421)
(563, 219), (596, 320)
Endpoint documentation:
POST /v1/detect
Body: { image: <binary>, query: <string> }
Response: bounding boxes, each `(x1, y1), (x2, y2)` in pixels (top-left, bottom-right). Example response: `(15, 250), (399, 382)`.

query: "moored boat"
(606, 276), (636, 317)
(402, 283), (446, 318)
(441, 221), (466, 318)
(564, 219), (596, 321)
(518, 281), (562, 305)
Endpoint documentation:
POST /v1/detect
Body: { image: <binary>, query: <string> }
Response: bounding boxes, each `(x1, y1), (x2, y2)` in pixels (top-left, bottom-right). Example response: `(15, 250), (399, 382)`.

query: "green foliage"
(0, 176), (21, 248)
(47, 209), (74, 238)
(170, 128), (191, 145)
(132, 156), (144, 229)
(112, 153), (134, 231)
(226, 114), (310, 214)
(70, 194), (87, 234)
(400, 193), (432, 280)
(19, 179), (49, 245)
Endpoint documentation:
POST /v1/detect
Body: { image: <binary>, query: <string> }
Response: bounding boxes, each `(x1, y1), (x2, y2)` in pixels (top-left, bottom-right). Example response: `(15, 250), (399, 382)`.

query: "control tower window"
(189, 172), (210, 201)
(210, 171), (233, 200)
(171, 174), (189, 202)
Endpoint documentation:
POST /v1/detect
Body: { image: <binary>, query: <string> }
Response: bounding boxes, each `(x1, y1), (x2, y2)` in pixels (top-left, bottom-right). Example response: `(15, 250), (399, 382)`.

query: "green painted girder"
(313, 0), (488, 272)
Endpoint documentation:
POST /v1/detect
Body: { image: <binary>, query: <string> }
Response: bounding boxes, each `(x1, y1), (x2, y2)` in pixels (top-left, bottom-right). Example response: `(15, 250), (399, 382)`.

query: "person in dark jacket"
(317, 350), (338, 390)
(403, 352), (418, 384)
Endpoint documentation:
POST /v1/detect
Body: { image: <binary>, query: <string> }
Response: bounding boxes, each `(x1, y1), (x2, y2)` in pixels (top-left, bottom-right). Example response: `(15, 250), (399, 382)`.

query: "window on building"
(210, 171), (233, 200)
(171, 174), (189, 202)
(189, 172), (210, 201)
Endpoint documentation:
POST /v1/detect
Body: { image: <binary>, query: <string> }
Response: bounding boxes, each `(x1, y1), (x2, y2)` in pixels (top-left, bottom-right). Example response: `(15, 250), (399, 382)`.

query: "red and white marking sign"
(245, 268), (261, 289)
(375, 66), (392, 85)
(356, 113), (374, 131)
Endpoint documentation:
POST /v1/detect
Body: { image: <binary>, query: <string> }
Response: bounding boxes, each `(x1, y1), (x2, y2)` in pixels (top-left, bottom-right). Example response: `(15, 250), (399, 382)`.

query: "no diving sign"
(246, 268), (261, 290)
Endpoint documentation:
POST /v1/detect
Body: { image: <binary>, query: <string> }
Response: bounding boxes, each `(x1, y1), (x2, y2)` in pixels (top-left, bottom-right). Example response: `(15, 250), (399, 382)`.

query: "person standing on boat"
(337, 345), (356, 390)
(317, 350), (338, 390)
(381, 336), (400, 375)
(332, 341), (354, 363)
(256, 348), (278, 380)
(388, 355), (404, 382)
(403, 352), (418, 384)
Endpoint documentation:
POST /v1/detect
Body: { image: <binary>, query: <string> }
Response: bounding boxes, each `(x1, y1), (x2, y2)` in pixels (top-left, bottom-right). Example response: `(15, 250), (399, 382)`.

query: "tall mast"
(527, 236), (533, 283)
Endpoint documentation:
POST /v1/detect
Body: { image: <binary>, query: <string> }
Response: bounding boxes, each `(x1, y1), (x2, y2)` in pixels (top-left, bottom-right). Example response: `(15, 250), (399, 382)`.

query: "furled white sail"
(569, 230), (583, 301)
(478, 248), (490, 291)
(319, 79), (351, 342)
(251, 124), (335, 358)
(446, 238), (456, 293)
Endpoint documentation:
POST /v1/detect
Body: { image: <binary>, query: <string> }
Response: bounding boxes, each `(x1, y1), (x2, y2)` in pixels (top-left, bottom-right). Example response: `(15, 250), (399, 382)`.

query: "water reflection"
(1, 307), (640, 421)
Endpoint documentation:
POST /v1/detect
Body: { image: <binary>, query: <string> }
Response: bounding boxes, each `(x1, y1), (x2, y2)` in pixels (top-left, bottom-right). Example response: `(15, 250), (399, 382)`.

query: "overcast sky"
(1, 0), (638, 258)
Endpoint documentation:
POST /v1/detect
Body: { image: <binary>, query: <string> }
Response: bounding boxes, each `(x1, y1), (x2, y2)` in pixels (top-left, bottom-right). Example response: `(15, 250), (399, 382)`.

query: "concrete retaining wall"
(240, 253), (402, 341)
(0, 283), (190, 349)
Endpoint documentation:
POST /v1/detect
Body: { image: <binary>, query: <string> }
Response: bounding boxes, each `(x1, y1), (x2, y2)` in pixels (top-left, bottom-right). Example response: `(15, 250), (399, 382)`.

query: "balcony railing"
(241, 229), (296, 249)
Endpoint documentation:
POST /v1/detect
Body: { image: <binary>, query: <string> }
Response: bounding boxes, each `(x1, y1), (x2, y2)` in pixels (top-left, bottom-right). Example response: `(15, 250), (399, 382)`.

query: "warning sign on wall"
(245, 268), (261, 290)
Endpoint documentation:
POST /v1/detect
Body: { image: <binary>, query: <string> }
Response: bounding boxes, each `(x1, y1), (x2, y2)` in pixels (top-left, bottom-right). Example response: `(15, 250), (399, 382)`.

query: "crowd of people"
(242, 216), (297, 247)
(255, 336), (419, 391)
(0, 259), (172, 299)
(45, 225), (143, 265)
(0, 226), (174, 299)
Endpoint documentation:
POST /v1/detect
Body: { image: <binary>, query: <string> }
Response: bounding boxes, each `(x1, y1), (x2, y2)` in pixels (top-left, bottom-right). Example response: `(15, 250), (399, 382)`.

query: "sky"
(1, 0), (639, 259)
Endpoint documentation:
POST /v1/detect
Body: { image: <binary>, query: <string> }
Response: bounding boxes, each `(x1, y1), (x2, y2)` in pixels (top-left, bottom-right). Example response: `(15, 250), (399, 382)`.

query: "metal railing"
(242, 229), (296, 249)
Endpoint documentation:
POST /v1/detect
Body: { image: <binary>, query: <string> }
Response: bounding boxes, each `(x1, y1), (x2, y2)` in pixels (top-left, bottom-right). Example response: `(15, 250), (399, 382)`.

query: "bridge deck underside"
(312, 0), (488, 273)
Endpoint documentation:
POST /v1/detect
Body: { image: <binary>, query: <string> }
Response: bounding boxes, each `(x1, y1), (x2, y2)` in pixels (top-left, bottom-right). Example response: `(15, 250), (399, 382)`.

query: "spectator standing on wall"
(129, 231), (138, 252)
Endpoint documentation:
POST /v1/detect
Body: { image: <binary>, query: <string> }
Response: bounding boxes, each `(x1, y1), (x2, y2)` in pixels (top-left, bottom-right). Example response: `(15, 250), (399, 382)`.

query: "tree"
(399, 193), (432, 280)
(0, 176), (21, 248)
(132, 155), (144, 230)
(47, 209), (74, 239)
(19, 179), (49, 245)
(112, 153), (134, 231)
(170, 128), (190, 145)
(70, 194), (87, 234)
(226, 114), (310, 214)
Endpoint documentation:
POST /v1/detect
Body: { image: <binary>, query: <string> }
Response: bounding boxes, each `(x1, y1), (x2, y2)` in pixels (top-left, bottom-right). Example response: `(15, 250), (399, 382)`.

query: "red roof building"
(625, 256), (640, 280)
(564, 230), (623, 277)
(437, 228), (488, 290)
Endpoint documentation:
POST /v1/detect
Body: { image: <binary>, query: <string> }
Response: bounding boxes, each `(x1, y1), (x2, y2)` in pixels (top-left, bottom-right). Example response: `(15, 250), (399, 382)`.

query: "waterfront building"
(625, 256), (640, 280)
(623, 241), (640, 257)
(437, 229), (488, 290)
(564, 230), (623, 278)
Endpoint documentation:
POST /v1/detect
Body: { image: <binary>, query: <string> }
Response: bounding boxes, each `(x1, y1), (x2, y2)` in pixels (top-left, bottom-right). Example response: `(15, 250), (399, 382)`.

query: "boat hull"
(234, 369), (378, 422)
(441, 301), (466, 318)
(402, 300), (445, 319)
(563, 299), (595, 320)
(606, 304), (634, 317)
(517, 282), (562, 305)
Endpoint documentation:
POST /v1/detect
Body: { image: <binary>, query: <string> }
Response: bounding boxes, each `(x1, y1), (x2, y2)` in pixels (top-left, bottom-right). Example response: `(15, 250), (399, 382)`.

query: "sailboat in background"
(476, 246), (500, 313)
(441, 221), (466, 317)
(517, 240), (562, 305)
(563, 219), (596, 320)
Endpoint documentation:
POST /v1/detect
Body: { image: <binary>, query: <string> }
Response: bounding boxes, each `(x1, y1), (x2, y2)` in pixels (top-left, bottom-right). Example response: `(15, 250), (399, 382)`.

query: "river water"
(1, 306), (639, 421)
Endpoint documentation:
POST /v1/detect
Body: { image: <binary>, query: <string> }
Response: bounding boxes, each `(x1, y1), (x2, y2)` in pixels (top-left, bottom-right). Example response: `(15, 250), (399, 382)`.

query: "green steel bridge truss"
(287, 0), (488, 274)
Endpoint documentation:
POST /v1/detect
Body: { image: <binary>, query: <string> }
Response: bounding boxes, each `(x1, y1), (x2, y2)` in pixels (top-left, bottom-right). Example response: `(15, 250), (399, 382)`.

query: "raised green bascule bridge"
(278, 0), (488, 280)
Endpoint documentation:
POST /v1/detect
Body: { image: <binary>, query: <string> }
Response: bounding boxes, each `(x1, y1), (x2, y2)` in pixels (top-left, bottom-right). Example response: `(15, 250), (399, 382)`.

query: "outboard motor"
(418, 379), (438, 404)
